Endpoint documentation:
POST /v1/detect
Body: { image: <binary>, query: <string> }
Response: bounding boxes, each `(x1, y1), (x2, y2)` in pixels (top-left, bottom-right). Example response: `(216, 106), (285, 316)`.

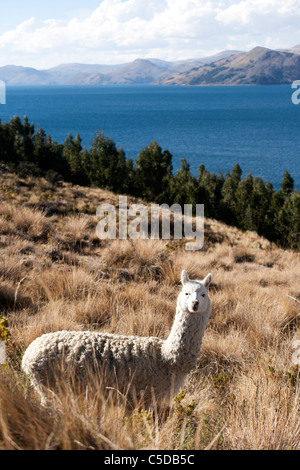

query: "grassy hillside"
(0, 170), (299, 450)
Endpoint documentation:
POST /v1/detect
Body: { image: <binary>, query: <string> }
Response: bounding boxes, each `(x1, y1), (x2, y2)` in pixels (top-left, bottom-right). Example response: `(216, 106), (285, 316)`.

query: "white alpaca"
(21, 271), (212, 407)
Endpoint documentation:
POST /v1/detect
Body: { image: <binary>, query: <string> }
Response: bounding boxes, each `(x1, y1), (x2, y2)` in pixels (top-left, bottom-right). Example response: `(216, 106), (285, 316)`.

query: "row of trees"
(0, 115), (299, 249)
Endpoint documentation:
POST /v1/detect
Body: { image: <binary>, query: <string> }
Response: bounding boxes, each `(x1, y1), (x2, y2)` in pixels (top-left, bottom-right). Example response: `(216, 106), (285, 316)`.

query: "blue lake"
(1, 84), (299, 189)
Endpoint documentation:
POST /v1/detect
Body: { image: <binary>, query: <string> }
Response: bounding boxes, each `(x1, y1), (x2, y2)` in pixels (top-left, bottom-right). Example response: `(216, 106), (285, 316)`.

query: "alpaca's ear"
(181, 270), (189, 285)
(203, 273), (212, 288)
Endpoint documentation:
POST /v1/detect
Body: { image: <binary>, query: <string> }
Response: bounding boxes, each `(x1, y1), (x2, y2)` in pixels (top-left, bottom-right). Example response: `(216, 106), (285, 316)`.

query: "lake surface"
(1, 85), (299, 189)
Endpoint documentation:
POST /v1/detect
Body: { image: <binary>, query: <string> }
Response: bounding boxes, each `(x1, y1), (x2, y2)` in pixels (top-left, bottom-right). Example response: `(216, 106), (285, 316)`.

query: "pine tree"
(231, 163), (242, 189)
(280, 170), (294, 195)
(197, 168), (221, 219)
(221, 172), (237, 224)
(135, 141), (173, 202)
(235, 173), (254, 230)
(171, 157), (197, 207)
(244, 204), (255, 231)
(63, 133), (89, 185)
(33, 126), (68, 180)
(88, 131), (127, 192)
(22, 116), (35, 162)
(288, 191), (300, 249)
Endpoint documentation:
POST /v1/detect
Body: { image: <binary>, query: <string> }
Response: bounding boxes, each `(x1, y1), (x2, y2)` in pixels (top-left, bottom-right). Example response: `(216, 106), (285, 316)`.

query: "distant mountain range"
(1, 46), (300, 86)
(159, 46), (300, 86)
(0, 50), (241, 86)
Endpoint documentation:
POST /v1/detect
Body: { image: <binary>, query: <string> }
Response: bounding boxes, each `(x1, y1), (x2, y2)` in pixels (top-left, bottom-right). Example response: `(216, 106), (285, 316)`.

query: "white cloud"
(216, 0), (300, 28)
(0, 0), (299, 68)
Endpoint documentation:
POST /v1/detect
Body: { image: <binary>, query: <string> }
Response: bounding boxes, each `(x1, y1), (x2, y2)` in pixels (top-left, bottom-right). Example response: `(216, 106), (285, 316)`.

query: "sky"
(0, 0), (299, 69)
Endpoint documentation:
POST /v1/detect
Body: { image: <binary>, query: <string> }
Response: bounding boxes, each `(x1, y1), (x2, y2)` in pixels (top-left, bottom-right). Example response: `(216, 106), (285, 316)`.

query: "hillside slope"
(160, 47), (300, 85)
(0, 170), (272, 250)
(0, 50), (242, 85)
(68, 59), (170, 85)
(0, 170), (299, 450)
(0, 65), (55, 85)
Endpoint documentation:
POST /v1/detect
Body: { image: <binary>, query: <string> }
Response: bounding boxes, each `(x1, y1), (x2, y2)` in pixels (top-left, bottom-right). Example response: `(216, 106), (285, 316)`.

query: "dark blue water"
(1, 85), (299, 189)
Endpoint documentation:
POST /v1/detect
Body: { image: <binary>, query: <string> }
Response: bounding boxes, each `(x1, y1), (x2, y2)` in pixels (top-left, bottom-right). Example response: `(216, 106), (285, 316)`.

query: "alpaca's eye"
(202, 294), (205, 297)
(185, 292), (189, 296)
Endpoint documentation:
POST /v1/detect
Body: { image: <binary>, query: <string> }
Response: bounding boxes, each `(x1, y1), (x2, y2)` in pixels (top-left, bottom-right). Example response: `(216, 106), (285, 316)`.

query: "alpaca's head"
(178, 270), (212, 314)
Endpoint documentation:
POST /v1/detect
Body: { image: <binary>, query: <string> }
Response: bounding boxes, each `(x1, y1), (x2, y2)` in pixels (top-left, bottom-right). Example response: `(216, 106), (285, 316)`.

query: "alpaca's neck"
(162, 302), (210, 372)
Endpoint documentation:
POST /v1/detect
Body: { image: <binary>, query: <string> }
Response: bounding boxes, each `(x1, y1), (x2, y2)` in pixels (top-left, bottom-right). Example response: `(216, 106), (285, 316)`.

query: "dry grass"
(0, 170), (300, 450)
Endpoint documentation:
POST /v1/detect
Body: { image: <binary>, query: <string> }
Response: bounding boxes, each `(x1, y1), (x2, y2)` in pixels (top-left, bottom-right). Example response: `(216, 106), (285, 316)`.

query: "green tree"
(280, 170), (294, 196)
(251, 177), (270, 234)
(22, 115), (35, 161)
(231, 163), (242, 189)
(275, 190), (300, 248)
(197, 166), (222, 219)
(235, 173), (254, 230)
(135, 141), (173, 202)
(221, 172), (237, 224)
(33, 126), (68, 180)
(88, 131), (127, 192)
(170, 157), (197, 207)
(122, 158), (138, 196)
(288, 190), (300, 248)
(0, 116), (35, 169)
(0, 116), (23, 164)
(63, 133), (89, 185)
